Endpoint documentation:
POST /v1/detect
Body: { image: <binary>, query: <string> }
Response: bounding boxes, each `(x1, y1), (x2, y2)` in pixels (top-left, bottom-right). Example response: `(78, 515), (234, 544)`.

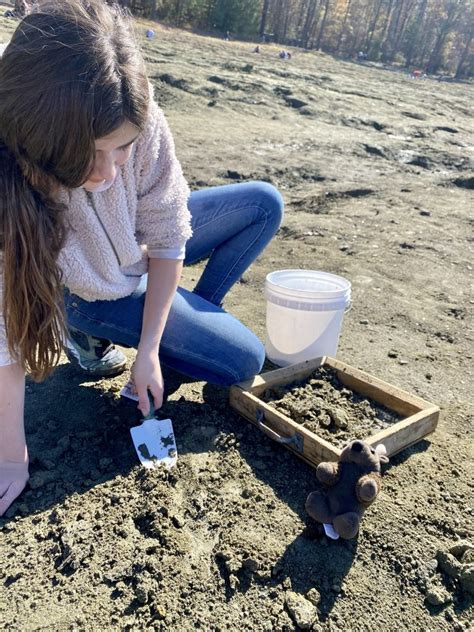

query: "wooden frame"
(229, 356), (440, 468)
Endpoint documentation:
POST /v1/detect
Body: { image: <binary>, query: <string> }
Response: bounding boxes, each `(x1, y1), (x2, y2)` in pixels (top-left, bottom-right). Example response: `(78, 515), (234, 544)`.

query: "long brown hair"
(0, 0), (150, 380)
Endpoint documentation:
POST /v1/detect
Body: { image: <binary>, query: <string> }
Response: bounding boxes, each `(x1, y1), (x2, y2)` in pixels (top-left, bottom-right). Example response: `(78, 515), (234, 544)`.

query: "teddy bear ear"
(375, 444), (389, 463)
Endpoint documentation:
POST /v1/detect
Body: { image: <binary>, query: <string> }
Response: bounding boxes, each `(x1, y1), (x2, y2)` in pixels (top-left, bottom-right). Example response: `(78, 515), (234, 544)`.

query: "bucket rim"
(266, 269), (351, 299)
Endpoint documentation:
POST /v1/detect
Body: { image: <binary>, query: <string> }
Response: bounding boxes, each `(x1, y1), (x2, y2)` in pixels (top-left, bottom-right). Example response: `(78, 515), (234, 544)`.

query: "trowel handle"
(143, 390), (156, 420)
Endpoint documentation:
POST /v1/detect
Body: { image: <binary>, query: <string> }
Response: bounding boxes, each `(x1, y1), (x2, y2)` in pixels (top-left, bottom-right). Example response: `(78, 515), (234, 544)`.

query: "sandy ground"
(0, 11), (473, 632)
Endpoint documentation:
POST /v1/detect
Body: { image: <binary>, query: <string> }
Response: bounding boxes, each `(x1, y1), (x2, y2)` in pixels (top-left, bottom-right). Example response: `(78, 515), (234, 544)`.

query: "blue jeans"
(64, 182), (284, 385)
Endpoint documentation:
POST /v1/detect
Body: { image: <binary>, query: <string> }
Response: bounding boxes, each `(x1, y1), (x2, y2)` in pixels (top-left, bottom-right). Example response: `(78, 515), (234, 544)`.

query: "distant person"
(224, 30), (230, 41)
(410, 69), (422, 79)
(0, 0), (284, 516)
(357, 51), (368, 61)
(146, 29), (155, 40)
(253, 45), (260, 54)
(279, 50), (287, 59)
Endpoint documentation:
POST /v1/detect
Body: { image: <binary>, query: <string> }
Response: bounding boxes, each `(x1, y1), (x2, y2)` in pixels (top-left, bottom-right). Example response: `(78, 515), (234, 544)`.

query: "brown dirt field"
(0, 9), (473, 632)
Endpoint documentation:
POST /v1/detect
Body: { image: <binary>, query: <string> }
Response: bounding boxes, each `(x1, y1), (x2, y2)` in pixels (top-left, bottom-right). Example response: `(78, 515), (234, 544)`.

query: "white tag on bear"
(323, 523), (340, 540)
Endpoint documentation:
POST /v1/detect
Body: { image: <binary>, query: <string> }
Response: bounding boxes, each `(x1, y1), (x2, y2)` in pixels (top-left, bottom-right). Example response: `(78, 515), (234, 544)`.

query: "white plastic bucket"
(265, 269), (351, 366)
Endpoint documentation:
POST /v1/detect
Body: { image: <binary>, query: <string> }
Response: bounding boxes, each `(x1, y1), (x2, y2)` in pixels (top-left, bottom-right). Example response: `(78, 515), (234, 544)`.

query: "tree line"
(117, 0), (474, 77)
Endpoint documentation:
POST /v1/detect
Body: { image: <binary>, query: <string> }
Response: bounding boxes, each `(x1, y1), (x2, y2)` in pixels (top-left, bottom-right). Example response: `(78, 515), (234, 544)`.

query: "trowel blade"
(130, 417), (177, 469)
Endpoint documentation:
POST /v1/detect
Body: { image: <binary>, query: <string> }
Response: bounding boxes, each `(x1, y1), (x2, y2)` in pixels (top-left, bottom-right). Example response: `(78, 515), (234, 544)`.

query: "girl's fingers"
(137, 387), (151, 416)
(150, 386), (163, 411)
(135, 380), (164, 416)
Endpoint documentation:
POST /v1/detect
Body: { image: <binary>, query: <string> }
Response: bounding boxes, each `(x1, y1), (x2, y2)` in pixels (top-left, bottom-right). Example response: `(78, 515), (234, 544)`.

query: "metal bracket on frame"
(256, 408), (304, 453)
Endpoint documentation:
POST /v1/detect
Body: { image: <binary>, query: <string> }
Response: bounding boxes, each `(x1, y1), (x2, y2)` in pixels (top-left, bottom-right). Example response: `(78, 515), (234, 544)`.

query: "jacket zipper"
(86, 191), (122, 267)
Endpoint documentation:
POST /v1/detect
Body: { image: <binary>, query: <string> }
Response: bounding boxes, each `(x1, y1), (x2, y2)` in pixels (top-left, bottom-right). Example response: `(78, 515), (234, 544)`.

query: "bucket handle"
(345, 300), (352, 313)
(256, 409), (304, 453)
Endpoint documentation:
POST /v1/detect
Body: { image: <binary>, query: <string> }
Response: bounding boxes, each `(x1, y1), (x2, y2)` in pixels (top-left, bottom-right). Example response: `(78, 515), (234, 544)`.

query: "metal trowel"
(122, 383), (177, 469)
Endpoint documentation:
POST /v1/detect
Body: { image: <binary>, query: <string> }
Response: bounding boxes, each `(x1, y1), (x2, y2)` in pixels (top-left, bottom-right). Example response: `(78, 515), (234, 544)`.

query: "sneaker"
(64, 326), (127, 377)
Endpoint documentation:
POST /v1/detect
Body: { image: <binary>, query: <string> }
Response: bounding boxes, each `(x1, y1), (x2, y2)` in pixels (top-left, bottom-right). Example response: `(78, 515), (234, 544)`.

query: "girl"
(0, 0), (283, 516)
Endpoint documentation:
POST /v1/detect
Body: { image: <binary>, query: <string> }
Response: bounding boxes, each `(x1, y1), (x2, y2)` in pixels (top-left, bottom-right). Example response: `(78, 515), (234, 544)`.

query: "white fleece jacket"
(0, 97), (192, 366)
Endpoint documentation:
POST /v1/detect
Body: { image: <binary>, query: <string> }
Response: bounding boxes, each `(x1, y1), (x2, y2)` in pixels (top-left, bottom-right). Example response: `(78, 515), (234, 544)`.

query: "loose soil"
(262, 366), (402, 447)
(0, 8), (473, 632)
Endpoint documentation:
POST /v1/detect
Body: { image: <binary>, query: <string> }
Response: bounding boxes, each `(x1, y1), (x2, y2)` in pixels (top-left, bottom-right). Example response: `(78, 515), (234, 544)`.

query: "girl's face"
(82, 120), (140, 193)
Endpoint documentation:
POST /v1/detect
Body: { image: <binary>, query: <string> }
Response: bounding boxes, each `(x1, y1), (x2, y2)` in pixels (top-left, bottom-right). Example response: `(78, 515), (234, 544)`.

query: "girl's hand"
(0, 459), (29, 516)
(131, 348), (164, 416)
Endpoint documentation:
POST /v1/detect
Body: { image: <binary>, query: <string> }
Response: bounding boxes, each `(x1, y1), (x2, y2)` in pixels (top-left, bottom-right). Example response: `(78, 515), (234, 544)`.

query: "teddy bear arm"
(316, 462), (339, 486)
(356, 474), (380, 504)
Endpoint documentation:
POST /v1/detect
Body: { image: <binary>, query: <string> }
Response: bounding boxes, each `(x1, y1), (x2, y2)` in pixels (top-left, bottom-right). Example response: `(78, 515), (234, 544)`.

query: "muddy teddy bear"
(306, 440), (389, 539)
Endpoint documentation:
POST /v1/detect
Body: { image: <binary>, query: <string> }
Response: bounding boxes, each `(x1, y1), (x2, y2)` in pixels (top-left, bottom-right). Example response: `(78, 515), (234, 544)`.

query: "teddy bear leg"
(316, 462), (339, 486)
(333, 512), (360, 539)
(305, 491), (333, 524)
